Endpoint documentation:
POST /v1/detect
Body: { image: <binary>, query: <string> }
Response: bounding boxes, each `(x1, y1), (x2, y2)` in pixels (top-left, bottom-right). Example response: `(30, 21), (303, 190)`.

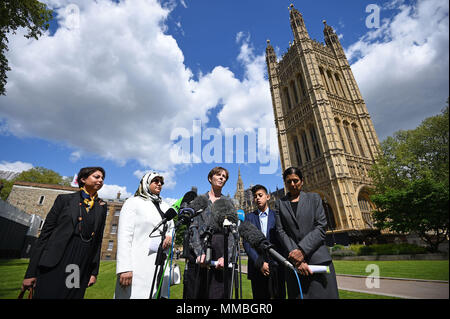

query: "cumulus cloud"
(0, 161), (33, 173)
(6, 0), (443, 184)
(1, 0), (280, 181)
(69, 151), (81, 163)
(98, 183), (132, 200)
(346, 0), (449, 140)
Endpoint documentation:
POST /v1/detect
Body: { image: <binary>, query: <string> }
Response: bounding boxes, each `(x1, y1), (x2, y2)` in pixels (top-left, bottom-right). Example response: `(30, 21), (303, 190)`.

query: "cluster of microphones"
(149, 191), (329, 274)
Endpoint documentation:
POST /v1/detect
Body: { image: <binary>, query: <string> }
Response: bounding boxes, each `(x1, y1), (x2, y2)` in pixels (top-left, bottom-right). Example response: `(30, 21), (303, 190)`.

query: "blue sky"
(0, 0), (448, 204)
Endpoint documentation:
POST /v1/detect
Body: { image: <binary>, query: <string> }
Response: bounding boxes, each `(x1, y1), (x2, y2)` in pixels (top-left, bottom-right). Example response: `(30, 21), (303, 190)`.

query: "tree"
(0, 166), (70, 200)
(371, 177), (448, 252)
(15, 166), (70, 185)
(0, 178), (14, 200)
(369, 103), (449, 252)
(0, 0), (53, 95)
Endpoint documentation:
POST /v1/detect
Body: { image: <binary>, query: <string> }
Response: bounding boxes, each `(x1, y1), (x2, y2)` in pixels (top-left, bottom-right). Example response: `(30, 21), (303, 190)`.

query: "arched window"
(283, 87), (292, 109)
(301, 130), (312, 162)
(327, 70), (338, 94)
(297, 74), (307, 98)
(293, 137), (303, 166)
(343, 122), (356, 155)
(334, 73), (346, 98)
(352, 124), (366, 157)
(290, 81), (299, 104)
(309, 126), (321, 158)
(323, 202), (337, 230)
(319, 67), (330, 92)
(358, 190), (375, 228)
(335, 118), (348, 153)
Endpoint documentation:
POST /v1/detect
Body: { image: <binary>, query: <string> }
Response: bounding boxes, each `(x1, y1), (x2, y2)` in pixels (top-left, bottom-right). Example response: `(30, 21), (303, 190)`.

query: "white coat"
(114, 196), (174, 299)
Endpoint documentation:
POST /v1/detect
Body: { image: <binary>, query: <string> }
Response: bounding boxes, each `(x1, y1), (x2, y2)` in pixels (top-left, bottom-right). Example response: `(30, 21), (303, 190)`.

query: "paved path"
(236, 262), (448, 299)
(336, 275), (448, 299)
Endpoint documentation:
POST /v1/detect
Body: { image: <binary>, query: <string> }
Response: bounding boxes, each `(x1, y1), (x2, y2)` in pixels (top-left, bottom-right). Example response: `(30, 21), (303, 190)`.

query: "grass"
(1, 258), (447, 299)
(333, 260), (449, 281)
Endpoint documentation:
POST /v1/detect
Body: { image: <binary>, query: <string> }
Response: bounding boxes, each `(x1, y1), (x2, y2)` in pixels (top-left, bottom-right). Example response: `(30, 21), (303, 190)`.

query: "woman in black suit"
(275, 167), (339, 299)
(21, 167), (108, 299)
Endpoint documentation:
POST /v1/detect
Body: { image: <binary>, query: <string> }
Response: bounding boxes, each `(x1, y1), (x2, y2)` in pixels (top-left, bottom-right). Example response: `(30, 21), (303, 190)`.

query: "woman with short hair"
(189, 166), (236, 299)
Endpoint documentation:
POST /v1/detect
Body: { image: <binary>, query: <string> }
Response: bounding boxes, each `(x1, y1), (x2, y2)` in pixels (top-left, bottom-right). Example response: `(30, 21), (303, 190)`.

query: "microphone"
(179, 191), (197, 209)
(238, 221), (296, 272)
(174, 195), (209, 228)
(149, 207), (178, 237)
(172, 190), (197, 212)
(210, 198), (238, 230)
(200, 218), (216, 264)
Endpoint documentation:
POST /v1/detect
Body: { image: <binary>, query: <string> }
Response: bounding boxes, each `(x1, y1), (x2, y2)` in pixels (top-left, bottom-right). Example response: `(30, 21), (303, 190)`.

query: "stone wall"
(7, 181), (124, 260)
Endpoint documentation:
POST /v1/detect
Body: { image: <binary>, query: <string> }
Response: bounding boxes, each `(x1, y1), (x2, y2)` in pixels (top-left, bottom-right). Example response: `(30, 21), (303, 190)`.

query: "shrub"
(331, 249), (356, 257)
(331, 244), (346, 252)
(356, 243), (427, 256)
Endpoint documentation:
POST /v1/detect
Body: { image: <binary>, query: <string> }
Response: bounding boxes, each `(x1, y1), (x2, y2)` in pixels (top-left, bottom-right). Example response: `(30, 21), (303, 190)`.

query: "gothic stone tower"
(234, 167), (245, 208)
(266, 5), (381, 237)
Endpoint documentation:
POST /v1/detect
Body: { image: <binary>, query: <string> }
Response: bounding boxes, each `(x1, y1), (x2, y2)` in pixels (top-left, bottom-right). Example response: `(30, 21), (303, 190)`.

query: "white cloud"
(0, 0), (279, 182)
(98, 184), (132, 200)
(69, 151), (81, 163)
(0, 161), (33, 173)
(346, 0), (449, 140)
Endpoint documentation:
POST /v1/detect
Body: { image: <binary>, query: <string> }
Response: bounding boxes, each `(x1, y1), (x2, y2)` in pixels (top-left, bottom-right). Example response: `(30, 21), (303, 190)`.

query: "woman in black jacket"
(21, 167), (107, 299)
(275, 167), (339, 299)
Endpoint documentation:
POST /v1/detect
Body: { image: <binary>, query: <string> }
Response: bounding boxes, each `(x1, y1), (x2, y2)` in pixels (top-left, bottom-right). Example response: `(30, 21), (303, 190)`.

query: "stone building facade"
(265, 5), (380, 241)
(7, 181), (125, 260)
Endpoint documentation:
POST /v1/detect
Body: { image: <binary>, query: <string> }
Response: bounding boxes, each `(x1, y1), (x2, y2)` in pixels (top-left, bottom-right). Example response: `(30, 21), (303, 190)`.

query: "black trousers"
(183, 261), (209, 299)
(250, 265), (286, 299)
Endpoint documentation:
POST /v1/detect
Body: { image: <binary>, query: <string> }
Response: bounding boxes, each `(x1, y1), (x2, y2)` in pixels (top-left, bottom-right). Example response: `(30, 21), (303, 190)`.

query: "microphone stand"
(181, 223), (191, 299)
(228, 223), (241, 299)
(201, 227), (213, 298)
(223, 220), (230, 299)
(149, 230), (167, 299)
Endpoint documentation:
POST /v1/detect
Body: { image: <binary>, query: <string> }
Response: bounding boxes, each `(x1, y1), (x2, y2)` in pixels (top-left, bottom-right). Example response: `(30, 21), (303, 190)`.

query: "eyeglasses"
(286, 179), (300, 185)
(151, 179), (164, 185)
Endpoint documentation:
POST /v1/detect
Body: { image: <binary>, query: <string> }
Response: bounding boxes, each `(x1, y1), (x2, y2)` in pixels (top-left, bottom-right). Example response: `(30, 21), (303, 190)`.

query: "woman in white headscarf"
(114, 172), (174, 299)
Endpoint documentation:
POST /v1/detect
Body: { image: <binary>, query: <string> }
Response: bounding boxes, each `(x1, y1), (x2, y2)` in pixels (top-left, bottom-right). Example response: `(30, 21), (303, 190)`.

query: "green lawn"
(1, 258), (447, 299)
(333, 260), (449, 281)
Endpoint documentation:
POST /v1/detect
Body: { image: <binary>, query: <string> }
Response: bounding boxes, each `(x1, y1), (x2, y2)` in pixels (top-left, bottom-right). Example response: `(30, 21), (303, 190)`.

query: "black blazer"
(274, 191), (331, 265)
(243, 209), (284, 280)
(25, 192), (107, 278)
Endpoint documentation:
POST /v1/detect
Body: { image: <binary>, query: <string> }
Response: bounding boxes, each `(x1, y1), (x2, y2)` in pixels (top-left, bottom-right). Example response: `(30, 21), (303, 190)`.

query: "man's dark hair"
(251, 184), (268, 196)
(77, 167), (105, 187)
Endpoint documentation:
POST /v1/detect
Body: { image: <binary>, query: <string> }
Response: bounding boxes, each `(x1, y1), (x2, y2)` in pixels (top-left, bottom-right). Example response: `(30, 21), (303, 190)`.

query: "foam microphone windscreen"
(188, 195), (209, 213)
(179, 191), (197, 208)
(211, 198), (238, 228)
(238, 220), (266, 250)
(164, 207), (178, 220)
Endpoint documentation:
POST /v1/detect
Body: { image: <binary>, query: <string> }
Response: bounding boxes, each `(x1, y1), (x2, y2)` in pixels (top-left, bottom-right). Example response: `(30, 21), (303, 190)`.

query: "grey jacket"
(274, 191), (331, 265)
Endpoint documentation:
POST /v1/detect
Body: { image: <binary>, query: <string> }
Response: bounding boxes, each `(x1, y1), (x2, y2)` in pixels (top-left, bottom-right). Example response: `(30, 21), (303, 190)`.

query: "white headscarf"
(134, 172), (164, 203)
